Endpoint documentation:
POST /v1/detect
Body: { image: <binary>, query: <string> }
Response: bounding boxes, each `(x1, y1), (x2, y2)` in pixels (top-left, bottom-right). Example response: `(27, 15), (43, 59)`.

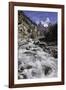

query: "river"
(18, 39), (58, 79)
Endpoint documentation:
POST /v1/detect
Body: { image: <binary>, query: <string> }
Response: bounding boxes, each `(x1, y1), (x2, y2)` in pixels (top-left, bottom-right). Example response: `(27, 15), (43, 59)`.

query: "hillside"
(18, 11), (38, 41)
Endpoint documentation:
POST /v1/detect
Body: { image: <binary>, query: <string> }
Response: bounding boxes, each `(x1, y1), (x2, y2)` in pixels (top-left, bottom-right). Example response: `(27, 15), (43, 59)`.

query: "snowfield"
(18, 39), (58, 79)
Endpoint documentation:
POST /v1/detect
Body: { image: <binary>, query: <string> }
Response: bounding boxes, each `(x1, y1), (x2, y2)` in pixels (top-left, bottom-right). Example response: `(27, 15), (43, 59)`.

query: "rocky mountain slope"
(18, 11), (38, 41)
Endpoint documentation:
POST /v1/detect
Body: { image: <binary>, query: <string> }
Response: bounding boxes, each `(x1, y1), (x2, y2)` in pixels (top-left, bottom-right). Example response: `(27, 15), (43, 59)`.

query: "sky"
(23, 10), (57, 24)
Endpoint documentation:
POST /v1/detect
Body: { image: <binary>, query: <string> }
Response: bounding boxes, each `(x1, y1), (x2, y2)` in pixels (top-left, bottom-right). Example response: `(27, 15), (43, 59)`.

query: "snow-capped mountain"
(36, 17), (51, 27)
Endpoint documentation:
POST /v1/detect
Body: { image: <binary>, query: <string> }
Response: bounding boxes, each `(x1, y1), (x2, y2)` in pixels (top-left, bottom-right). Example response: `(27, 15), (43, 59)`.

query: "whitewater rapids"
(18, 39), (58, 79)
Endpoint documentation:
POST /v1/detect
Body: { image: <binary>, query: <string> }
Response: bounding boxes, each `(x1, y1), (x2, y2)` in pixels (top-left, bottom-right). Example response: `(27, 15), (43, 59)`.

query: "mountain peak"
(40, 17), (51, 27)
(36, 17), (51, 27)
(45, 17), (50, 23)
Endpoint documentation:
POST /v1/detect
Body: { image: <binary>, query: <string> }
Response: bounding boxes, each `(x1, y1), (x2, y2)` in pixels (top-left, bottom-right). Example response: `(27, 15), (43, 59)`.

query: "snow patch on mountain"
(36, 17), (51, 28)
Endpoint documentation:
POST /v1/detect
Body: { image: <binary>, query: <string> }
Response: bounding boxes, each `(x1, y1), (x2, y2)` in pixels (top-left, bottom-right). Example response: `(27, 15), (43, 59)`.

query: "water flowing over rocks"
(18, 39), (58, 79)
